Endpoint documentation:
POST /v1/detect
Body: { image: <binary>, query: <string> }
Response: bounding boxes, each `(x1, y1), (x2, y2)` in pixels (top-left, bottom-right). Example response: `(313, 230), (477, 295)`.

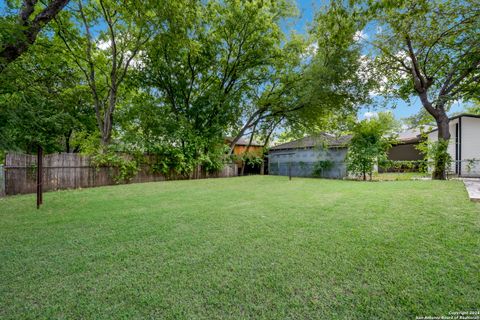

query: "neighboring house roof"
(395, 129), (422, 144)
(426, 113), (480, 134)
(270, 133), (352, 151)
(269, 116), (477, 151)
(225, 137), (263, 147)
(446, 113), (480, 121)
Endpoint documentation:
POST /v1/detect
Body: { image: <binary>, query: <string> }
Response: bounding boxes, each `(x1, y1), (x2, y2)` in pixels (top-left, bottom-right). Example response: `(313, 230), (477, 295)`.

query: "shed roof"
(395, 129), (422, 144)
(270, 127), (425, 151)
(270, 133), (351, 151)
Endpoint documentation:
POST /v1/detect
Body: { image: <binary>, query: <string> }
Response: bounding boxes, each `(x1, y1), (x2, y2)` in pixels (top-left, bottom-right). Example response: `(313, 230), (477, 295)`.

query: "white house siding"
(448, 118), (459, 174)
(427, 116), (480, 177)
(460, 116), (480, 176)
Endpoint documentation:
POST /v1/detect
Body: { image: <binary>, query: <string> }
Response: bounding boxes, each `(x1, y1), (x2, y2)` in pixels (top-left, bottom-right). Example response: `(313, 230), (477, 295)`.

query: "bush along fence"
(378, 160), (426, 173)
(379, 159), (480, 177)
(3, 152), (238, 196)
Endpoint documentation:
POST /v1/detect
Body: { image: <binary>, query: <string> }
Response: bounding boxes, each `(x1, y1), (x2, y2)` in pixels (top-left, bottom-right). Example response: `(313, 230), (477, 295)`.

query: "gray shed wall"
(387, 143), (422, 161)
(268, 147), (348, 179)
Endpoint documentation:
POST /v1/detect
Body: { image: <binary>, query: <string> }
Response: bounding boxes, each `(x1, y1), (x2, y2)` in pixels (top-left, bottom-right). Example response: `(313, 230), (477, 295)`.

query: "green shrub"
(378, 159), (425, 172)
(312, 160), (333, 177)
(346, 113), (396, 180)
(416, 139), (452, 177)
(91, 152), (140, 184)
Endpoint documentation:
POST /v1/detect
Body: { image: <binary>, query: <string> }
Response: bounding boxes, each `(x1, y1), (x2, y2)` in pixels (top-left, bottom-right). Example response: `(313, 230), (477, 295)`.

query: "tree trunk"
(65, 129), (72, 153)
(101, 114), (113, 146)
(240, 123), (257, 176)
(417, 90), (450, 180)
(100, 123), (111, 148)
(240, 163), (245, 176)
(228, 110), (264, 155)
(101, 135), (110, 147)
(99, 89), (116, 147)
(432, 114), (451, 180)
(259, 118), (282, 175)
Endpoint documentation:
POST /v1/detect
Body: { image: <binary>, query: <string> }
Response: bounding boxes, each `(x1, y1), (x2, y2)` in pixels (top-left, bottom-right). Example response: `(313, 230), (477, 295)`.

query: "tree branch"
(0, 0), (70, 72)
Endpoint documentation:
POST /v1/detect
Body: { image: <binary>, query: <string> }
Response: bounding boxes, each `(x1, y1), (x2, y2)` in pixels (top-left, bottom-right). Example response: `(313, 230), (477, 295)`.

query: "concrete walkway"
(463, 179), (480, 202)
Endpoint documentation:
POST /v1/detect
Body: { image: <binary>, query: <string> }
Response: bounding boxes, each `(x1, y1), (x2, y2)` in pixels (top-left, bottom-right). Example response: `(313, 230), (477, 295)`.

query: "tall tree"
(0, 0), (70, 73)
(229, 3), (373, 154)
(366, 0), (480, 179)
(226, 36), (305, 155)
(136, 0), (295, 169)
(55, 0), (152, 147)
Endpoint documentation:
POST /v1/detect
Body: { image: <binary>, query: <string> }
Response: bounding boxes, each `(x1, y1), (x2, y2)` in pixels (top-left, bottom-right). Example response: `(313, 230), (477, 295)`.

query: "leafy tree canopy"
(362, 0), (480, 179)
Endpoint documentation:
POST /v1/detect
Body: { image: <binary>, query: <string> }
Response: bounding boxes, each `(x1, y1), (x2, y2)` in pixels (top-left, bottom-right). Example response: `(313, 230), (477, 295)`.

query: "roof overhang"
(424, 113), (480, 134)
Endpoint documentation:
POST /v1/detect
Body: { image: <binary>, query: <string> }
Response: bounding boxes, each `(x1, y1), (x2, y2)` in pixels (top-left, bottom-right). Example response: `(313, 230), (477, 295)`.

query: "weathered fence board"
(0, 165), (5, 196)
(4, 153), (237, 196)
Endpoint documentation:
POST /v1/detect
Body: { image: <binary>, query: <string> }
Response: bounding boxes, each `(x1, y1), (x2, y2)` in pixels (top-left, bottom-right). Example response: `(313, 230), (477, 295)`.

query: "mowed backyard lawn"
(0, 176), (479, 319)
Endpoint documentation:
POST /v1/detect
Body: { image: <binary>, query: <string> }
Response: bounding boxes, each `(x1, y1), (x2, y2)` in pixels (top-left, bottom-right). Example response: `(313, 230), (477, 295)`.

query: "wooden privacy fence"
(4, 153), (238, 196)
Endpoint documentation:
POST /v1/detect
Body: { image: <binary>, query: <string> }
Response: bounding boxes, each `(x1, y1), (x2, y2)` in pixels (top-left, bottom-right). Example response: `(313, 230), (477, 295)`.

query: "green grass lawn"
(1, 176), (479, 319)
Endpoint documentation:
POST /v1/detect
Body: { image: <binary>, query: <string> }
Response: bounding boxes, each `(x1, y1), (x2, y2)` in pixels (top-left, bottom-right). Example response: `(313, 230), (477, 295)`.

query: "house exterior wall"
(460, 116), (480, 176)
(233, 145), (263, 156)
(427, 116), (480, 177)
(231, 145), (264, 175)
(268, 147), (348, 179)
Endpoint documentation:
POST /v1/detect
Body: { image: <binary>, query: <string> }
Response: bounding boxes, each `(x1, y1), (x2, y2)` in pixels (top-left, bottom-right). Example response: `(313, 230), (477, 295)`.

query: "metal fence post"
(37, 146), (43, 209)
(0, 164), (5, 197)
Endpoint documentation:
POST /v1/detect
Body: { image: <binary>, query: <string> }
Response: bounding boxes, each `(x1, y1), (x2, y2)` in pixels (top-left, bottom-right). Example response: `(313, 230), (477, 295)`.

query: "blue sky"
(291, 0), (465, 121)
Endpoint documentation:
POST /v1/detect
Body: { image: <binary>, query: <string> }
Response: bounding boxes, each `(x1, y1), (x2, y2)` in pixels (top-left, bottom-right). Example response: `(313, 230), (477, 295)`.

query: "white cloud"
(301, 42), (318, 59)
(357, 53), (413, 98)
(395, 51), (412, 66)
(356, 55), (387, 97)
(364, 111), (378, 120)
(353, 30), (368, 42)
(97, 39), (110, 50)
(307, 42), (318, 54)
(357, 55), (372, 81)
(129, 51), (145, 69)
(94, 39), (145, 69)
(451, 98), (463, 105)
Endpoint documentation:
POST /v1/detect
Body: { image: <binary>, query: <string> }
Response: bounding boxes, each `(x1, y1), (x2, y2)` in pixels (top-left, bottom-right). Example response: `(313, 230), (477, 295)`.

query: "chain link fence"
(269, 158), (480, 179)
(448, 159), (480, 177)
(380, 159), (480, 178)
